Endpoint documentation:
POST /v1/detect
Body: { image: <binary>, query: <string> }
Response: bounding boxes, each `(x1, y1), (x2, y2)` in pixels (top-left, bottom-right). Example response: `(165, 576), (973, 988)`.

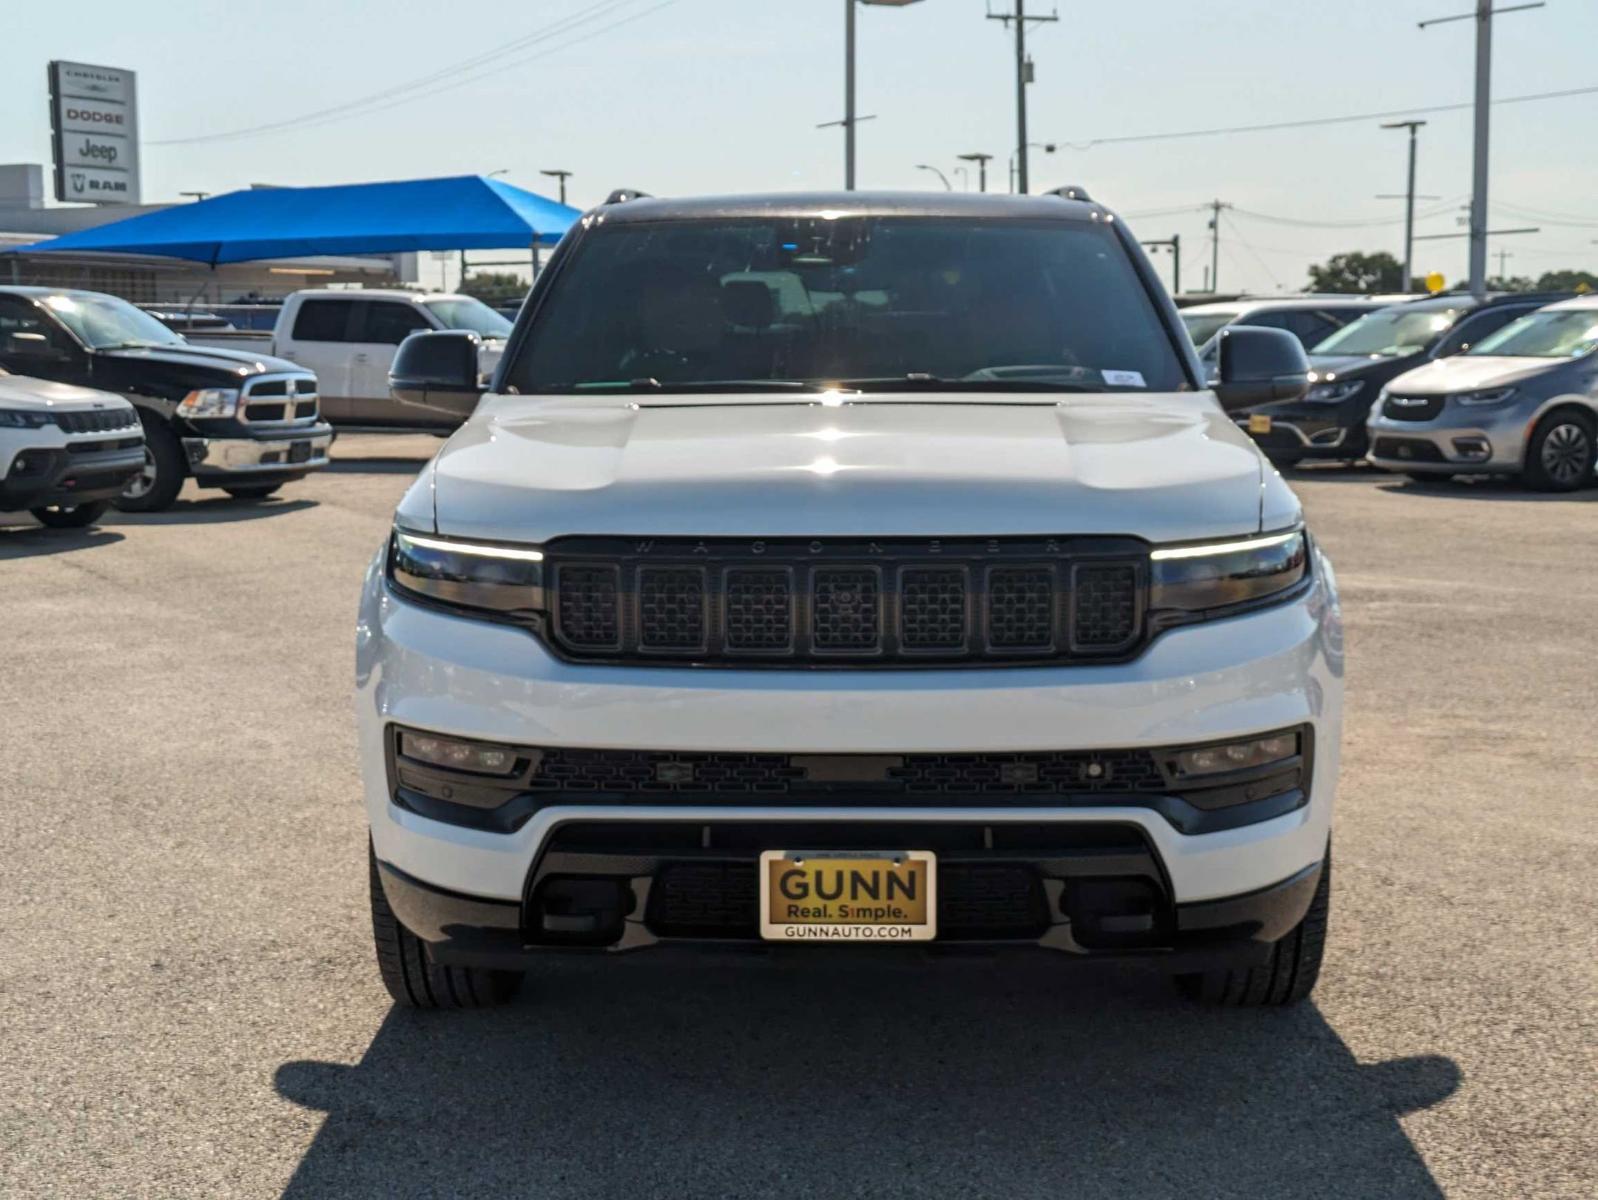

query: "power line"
(1040, 83), (1598, 151)
(151, 0), (651, 146)
(1228, 198), (1467, 230)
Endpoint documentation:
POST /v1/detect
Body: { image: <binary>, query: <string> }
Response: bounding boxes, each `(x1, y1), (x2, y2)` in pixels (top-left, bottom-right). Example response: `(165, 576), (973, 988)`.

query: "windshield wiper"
(568, 378), (821, 393)
(831, 374), (1100, 393)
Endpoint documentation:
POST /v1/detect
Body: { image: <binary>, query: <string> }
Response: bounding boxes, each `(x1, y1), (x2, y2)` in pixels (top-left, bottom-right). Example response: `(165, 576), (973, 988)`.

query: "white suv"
(0, 369), (145, 527)
(357, 191), (1342, 1010)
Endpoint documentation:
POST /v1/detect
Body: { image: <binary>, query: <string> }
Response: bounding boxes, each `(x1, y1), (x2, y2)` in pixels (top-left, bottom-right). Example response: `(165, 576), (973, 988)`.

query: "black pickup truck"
(0, 287), (333, 510)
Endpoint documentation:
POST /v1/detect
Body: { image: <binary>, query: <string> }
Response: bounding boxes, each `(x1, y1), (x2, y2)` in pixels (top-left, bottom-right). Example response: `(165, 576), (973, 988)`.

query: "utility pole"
(958, 152), (993, 193)
(1419, 1), (1544, 301)
(1206, 200), (1229, 294)
(1495, 248), (1512, 278)
(824, 0), (923, 190)
(987, 2), (1057, 193)
(1380, 121), (1426, 292)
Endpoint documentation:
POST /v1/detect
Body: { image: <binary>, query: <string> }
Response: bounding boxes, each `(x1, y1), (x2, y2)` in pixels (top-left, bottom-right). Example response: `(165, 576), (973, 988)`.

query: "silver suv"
(1367, 295), (1598, 490)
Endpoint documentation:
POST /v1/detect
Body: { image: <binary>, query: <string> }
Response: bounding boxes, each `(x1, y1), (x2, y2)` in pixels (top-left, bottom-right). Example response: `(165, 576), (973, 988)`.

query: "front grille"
(1382, 394), (1444, 421)
(1372, 436), (1446, 463)
(241, 374), (319, 424)
(53, 407), (138, 434)
(524, 747), (1165, 798)
(648, 861), (1049, 939)
(66, 435), (142, 454)
(545, 536), (1146, 667)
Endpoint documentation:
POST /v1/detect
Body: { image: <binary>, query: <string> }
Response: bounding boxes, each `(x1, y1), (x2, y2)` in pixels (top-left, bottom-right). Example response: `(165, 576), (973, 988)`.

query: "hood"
(1385, 354), (1566, 395)
(0, 372), (133, 412)
(98, 342), (303, 378)
(418, 392), (1278, 544)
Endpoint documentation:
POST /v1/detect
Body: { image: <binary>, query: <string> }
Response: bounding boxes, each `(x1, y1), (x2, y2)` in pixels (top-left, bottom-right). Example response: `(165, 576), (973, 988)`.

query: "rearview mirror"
(1212, 326), (1309, 411)
(389, 330), (487, 420)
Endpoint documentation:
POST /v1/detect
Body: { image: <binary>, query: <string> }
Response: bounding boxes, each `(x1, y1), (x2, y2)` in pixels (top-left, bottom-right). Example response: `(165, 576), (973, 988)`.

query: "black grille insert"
(54, 408), (138, 434)
(1382, 394), (1444, 422)
(545, 536), (1147, 667)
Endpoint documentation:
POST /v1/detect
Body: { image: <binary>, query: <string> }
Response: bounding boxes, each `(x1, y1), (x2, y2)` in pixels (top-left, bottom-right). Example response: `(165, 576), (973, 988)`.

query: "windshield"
(1180, 311), (1241, 346)
(507, 217), (1189, 394)
(422, 296), (514, 338)
(1311, 306), (1459, 357)
(1468, 309), (1598, 358)
(42, 292), (185, 349)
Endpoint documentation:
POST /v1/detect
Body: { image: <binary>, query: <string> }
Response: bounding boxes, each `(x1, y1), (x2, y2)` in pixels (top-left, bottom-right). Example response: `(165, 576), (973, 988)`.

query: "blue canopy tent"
(8, 174), (581, 266)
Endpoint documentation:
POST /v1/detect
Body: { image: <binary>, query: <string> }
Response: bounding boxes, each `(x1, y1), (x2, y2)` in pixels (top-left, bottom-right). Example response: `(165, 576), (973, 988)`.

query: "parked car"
(0, 368), (145, 528)
(1181, 297), (1394, 357)
(142, 309), (238, 334)
(186, 289), (510, 430)
(0, 287), (332, 511)
(1234, 291), (1567, 466)
(358, 189), (1342, 1011)
(1367, 294), (1598, 490)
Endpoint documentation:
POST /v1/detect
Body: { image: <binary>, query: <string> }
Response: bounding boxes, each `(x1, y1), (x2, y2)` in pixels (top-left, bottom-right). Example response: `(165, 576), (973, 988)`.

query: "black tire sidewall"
(1523, 410), (1596, 492)
(114, 413), (187, 513)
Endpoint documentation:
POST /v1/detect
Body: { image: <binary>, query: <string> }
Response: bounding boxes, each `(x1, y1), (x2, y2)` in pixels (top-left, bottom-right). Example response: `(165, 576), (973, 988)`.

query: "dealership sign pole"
(48, 61), (141, 206)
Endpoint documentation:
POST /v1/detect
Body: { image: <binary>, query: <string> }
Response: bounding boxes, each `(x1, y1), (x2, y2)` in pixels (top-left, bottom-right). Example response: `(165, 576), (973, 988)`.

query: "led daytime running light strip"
(1149, 529), (1302, 562)
(397, 530), (544, 562)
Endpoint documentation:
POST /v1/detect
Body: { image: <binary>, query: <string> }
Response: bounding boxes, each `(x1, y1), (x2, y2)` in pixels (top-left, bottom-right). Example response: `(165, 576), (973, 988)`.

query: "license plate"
(1248, 414), (1273, 434)
(759, 850), (936, 942)
(288, 441), (313, 463)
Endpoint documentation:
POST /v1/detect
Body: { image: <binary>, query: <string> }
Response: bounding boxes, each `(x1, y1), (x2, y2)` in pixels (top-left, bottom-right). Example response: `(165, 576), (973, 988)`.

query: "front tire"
(1266, 451), (1305, 469)
(1176, 852), (1330, 1007)
(222, 483), (281, 501)
(1521, 411), (1595, 492)
(115, 416), (186, 512)
(369, 847), (522, 1009)
(29, 500), (110, 528)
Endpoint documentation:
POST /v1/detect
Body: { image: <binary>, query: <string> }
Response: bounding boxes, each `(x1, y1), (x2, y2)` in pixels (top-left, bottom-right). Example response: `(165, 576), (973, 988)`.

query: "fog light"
(1166, 731), (1300, 779)
(1452, 437), (1490, 461)
(399, 729), (518, 776)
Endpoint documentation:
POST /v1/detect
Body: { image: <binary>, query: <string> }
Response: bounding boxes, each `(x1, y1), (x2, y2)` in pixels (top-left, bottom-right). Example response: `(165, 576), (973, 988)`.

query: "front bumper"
(357, 539), (1344, 954)
(1235, 409), (1364, 460)
(182, 423), (334, 482)
(1366, 404), (1530, 474)
(0, 436), (146, 511)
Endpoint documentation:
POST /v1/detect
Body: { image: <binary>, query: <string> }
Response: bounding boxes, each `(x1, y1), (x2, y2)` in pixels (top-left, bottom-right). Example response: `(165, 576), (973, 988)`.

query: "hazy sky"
(6, 0), (1598, 294)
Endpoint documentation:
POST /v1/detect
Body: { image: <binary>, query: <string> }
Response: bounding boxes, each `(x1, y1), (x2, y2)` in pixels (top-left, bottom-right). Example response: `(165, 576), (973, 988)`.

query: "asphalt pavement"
(1, 436), (1593, 1198)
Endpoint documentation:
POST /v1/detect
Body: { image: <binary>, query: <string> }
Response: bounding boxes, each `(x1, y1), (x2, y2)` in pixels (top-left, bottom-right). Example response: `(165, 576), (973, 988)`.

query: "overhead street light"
(1008, 142), (1055, 193)
(915, 164), (952, 191)
(540, 168), (573, 206)
(957, 152), (993, 193)
(822, 0), (925, 190)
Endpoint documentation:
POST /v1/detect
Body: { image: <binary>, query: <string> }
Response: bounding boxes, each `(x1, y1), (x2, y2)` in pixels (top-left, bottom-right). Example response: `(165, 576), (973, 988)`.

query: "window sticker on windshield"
(1103, 369), (1145, 387)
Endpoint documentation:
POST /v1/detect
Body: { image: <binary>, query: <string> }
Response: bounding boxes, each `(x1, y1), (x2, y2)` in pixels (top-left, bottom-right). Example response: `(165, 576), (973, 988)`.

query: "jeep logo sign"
(49, 61), (141, 205)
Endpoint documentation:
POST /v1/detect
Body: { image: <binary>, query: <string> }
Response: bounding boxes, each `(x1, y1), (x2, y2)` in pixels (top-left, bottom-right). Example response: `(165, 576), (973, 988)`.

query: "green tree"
(1306, 251), (1406, 294)
(458, 271), (526, 304)
(1533, 269), (1598, 294)
(1485, 275), (1536, 293)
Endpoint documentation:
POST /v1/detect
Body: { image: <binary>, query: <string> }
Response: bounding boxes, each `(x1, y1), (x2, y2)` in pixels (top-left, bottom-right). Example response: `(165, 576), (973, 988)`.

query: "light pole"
(540, 169), (572, 206)
(957, 152), (993, 193)
(953, 166), (970, 191)
(826, 0), (924, 191)
(915, 164), (952, 191)
(1379, 121), (1428, 292)
(1007, 142), (1055, 193)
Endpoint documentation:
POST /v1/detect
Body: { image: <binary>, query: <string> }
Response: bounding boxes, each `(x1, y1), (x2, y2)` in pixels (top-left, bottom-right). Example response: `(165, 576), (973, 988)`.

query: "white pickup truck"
(187, 289), (511, 429)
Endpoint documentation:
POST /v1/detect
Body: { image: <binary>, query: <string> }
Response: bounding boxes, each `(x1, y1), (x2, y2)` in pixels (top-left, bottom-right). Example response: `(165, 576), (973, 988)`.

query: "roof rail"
(1044, 184), (1093, 202)
(603, 188), (652, 205)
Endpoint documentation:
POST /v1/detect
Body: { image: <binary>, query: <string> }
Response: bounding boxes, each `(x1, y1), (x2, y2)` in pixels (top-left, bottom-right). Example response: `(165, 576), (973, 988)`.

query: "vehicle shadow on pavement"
(1376, 479), (1598, 502)
(275, 959), (1458, 1199)
(324, 456), (434, 476)
(0, 526), (125, 558)
(102, 497), (318, 525)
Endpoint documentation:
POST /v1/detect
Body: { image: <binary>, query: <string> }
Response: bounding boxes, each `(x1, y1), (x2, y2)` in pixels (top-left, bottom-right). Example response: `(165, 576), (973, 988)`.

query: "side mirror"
(389, 330), (487, 420)
(3, 331), (71, 364)
(1212, 326), (1309, 411)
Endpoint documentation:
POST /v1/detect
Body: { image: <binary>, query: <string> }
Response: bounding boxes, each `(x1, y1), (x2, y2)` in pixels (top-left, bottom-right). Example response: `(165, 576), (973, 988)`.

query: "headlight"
(175, 387), (240, 418)
(1454, 386), (1516, 406)
(1303, 379), (1365, 404)
(1162, 730), (1301, 780)
(0, 408), (55, 429)
(386, 527), (544, 620)
(1149, 528), (1308, 616)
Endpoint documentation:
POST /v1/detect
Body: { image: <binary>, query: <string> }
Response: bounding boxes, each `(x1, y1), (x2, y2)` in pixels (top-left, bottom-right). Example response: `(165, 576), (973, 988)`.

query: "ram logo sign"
(49, 61), (141, 205)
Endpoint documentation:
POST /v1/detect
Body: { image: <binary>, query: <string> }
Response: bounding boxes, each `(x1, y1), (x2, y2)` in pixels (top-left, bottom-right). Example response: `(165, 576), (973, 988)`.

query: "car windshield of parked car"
(508, 217), (1189, 394)
(422, 297), (514, 339)
(1311, 306), (1460, 357)
(41, 292), (185, 349)
(1467, 309), (1598, 358)
(1179, 310), (1242, 346)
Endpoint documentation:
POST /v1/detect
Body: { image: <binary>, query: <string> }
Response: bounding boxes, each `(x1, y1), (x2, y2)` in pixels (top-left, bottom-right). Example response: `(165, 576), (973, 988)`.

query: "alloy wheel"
(123, 447), (157, 500)
(1540, 422), (1591, 486)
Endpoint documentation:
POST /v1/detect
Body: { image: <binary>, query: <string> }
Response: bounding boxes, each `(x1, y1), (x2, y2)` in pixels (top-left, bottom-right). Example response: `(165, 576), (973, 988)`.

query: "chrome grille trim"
(240, 372), (320, 426)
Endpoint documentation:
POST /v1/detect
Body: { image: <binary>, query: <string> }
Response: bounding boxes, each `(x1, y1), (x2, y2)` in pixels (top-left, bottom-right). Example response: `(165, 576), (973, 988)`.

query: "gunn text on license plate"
(759, 850), (936, 942)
